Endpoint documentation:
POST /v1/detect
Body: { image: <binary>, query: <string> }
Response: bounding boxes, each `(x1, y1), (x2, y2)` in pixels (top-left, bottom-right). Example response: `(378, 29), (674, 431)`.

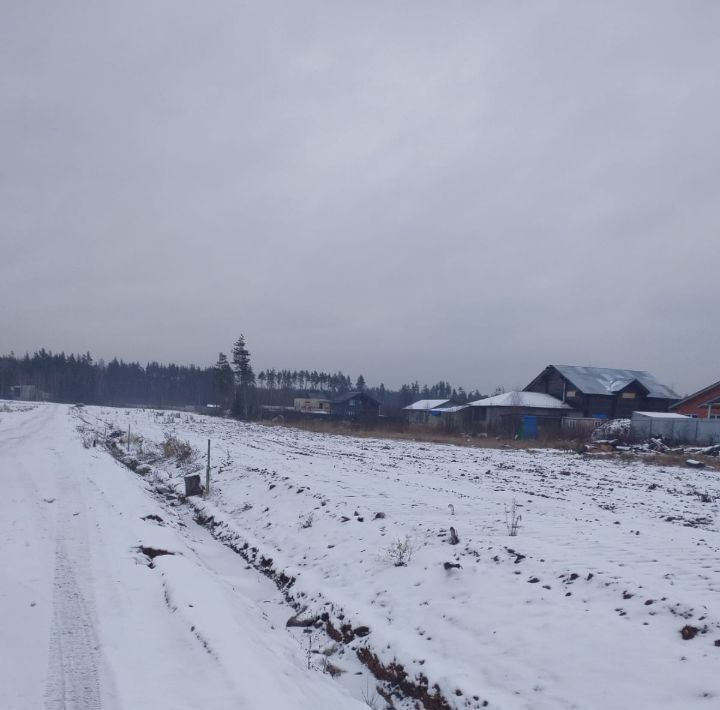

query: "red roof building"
(670, 379), (720, 419)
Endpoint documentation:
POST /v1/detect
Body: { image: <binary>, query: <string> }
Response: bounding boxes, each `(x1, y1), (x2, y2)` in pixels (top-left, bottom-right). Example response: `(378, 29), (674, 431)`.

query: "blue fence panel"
(522, 415), (538, 439)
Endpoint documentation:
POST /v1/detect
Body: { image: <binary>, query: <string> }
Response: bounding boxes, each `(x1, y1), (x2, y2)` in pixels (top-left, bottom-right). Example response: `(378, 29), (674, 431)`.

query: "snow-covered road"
(0, 403), (364, 709)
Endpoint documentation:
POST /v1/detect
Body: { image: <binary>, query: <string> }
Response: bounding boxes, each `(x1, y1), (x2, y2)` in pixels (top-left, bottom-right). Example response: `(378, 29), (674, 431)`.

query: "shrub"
(162, 434), (194, 462)
(386, 536), (415, 567)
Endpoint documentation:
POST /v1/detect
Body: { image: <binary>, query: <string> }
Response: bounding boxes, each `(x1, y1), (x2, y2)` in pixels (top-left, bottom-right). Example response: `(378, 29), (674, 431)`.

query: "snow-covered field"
(2, 402), (719, 709)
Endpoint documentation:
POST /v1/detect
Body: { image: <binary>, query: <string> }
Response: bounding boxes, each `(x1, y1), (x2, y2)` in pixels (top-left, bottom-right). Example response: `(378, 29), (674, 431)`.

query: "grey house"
(469, 391), (574, 436)
(524, 365), (679, 419)
(403, 399), (456, 424)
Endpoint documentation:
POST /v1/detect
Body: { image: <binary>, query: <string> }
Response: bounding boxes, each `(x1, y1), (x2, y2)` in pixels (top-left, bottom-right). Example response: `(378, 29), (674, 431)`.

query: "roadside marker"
(205, 438), (211, 497)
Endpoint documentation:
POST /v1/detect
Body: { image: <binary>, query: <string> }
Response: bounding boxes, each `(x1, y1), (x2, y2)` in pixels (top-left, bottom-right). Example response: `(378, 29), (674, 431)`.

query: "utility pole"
(205, 439), (211, 497)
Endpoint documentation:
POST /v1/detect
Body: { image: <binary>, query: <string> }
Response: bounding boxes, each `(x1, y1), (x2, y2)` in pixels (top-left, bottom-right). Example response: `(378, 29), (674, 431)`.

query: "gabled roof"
(607, 377), (649, 394)
(469, 391), (572, 409)
(670, 378), (720, 410)
(534, 365), (679, 399)
(404, 399), (453, 411)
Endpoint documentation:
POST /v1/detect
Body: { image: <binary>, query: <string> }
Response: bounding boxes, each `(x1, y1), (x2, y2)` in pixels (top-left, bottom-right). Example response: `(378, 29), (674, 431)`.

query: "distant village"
(266, 364), (720, 446)
(6, 361), (720, 446)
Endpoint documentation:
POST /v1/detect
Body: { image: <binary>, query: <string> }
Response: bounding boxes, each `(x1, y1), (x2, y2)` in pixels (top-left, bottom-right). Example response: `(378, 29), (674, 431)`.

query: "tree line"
(1, 337), (486, 418)
(0, 349), (215, 409)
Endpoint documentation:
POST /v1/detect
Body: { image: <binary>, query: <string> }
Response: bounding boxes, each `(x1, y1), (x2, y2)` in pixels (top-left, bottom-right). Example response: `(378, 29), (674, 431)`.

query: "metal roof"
(550, 365), (679, 399)
(403, 399), (453, 411)
(469, 391), (572, 409)
(631, 411), (689, 419)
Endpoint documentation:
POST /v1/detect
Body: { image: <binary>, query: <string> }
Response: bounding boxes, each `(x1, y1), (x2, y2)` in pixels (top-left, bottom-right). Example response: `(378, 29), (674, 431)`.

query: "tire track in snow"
(44, 541), (102, 710)
(44, 439), (102, 710)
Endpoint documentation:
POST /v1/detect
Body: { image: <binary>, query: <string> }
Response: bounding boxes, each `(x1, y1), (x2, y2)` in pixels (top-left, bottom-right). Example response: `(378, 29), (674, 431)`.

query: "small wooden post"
(205, 438), (211, 497)
(184, 473), (202, 497)
(127, 424), (131, 452)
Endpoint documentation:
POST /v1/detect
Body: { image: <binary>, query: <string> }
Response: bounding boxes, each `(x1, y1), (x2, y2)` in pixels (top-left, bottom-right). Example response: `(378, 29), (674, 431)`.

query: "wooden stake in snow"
(205, 439), (211, 497)
(127, 424), (130, 453)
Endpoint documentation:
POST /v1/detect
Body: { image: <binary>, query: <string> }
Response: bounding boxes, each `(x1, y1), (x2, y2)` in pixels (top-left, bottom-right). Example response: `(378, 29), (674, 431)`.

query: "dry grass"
(263, 419), (581, 451)
(580, 446), (720, 472)
(162, 434), (195, 462)
(641, 451), (720, 472)
(263, 420), (720, 468)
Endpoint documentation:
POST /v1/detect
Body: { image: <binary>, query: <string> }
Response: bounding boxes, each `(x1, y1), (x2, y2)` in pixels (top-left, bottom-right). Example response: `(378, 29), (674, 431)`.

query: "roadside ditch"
(102, 427), (484, 710)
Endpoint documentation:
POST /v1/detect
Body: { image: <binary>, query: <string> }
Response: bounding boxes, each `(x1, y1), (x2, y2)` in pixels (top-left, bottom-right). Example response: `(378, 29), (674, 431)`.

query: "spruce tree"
(231, 334), (255, 419)
(213, 353), (234, 409)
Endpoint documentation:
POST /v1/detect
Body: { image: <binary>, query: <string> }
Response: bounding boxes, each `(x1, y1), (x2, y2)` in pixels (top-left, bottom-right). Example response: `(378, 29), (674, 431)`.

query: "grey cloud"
(2, 2), (719, 395)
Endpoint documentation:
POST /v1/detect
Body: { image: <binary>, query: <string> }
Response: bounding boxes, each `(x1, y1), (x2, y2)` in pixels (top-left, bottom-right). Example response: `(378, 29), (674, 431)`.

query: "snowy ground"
(0, 402), (365, 710)
(2, 402), (719, 709)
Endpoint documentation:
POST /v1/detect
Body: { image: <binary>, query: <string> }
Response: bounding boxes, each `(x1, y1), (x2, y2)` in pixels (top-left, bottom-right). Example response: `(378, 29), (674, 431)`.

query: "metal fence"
(630, 417), (720, 445)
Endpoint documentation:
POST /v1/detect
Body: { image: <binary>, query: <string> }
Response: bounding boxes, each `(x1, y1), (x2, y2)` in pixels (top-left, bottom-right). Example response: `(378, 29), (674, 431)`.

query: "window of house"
(566, 390), (576, 398)
(621, 392), (636, 399)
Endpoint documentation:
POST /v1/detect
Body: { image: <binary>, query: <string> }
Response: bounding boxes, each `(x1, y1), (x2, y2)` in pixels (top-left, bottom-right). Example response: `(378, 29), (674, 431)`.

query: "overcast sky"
(2, 2), (719, 396)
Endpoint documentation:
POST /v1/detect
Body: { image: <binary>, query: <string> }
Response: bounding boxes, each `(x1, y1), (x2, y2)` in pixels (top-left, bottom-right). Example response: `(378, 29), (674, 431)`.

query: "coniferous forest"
(0, 339), (485, 418)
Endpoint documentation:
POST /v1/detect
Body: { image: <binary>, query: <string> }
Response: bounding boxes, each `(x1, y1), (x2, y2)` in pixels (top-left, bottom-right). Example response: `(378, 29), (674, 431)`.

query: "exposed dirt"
(356, 647), (459, 710)
(681, 625), (699, 640)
